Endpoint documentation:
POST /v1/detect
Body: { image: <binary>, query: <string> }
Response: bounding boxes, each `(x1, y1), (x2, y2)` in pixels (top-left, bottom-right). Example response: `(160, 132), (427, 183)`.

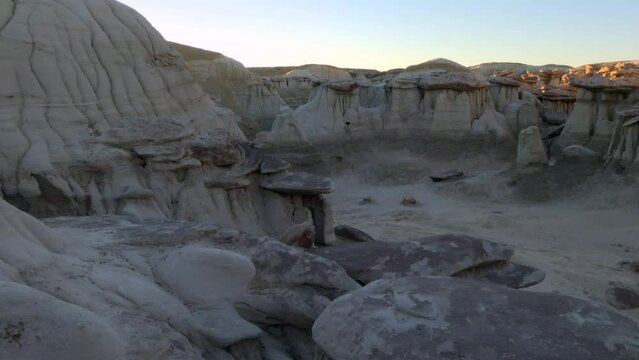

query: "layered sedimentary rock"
(605, 107), (639, 168)
(488, 77), (542, 134)
(0, 198), (361, 358)
(471, 62), (573, 79)
(0, 0), (333, 241)
(266, 65), (354, 109)
(556, 73), (639, 153)
(258, 59), (514, 145)
(172, 42), (286, 134)
(517, 126), (548, 173)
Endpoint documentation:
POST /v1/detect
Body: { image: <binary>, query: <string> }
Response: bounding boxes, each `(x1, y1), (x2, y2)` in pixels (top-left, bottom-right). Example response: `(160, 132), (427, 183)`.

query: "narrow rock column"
(516, 126), (548, 173)
(303, 195), (336, 246)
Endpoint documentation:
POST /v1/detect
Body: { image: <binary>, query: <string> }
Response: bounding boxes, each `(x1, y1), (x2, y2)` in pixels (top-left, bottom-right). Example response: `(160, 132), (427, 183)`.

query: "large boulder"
(308, 234), (515, 284)
(313, 277), (639, 360)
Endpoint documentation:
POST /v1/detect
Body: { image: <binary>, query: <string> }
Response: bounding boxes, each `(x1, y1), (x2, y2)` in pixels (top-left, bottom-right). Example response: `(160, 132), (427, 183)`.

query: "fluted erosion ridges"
(0, 0), (326, 240)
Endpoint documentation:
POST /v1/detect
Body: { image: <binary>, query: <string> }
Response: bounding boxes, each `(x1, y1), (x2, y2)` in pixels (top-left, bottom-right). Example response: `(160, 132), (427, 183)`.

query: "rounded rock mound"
(313, 276), (639, 360)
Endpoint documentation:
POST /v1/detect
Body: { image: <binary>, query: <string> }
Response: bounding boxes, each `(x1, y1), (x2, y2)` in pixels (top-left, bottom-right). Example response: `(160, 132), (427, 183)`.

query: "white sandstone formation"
(0, 198), (361, 358)
(266, 65), (354, 109)
(0, 0), (335, 243)
(258, 58), (514, 145)
(172, 42), (287, 134)
(488, 77), (542, 134)
(517, 126), (548, 172)
(556, 74), (639, 153)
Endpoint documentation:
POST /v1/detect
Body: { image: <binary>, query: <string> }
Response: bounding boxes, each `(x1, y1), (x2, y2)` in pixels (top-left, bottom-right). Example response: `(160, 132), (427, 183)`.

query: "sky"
(119, 0), (639, 71)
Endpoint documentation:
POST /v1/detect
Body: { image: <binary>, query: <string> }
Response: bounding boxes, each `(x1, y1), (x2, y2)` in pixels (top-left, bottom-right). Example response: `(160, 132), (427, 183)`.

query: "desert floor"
(322, 148), (639, 321)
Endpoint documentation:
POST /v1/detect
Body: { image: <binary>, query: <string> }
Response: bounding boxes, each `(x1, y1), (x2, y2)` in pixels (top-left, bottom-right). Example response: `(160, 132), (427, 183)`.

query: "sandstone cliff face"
(172, 42), (287, 135)
(0, 0), (329, 242)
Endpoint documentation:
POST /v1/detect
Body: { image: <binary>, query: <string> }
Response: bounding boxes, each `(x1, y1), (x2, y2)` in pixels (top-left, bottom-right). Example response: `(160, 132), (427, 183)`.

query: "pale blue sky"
(119, 0), (639, 70)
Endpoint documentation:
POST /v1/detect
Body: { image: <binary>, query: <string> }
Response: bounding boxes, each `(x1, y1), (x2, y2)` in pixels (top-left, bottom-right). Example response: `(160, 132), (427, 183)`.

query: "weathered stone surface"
(308, 234), (515, 284)
(517, 126), (548, 172)
(0, 0), (320, 244)
(313, 277), (639, 360)
(454, 261), (546, 289)
(334, 225), (375, 242)
(258, 58), (513, 146)
(303, 195), (337, 246)
(235, 286), (330, 329)
(261, 172), (334, 195)
(607, 285), (639, 310)
(0, 200), (258, 357)
(172, 42), (287, 134)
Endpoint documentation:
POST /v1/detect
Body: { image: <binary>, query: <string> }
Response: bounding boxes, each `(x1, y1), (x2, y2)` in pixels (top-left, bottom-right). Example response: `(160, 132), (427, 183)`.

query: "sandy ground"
(322, 149), (639, 321)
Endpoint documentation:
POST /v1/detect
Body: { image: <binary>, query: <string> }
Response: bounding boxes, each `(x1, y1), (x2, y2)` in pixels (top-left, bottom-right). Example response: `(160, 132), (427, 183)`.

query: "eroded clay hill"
(0, 0), (340, 245)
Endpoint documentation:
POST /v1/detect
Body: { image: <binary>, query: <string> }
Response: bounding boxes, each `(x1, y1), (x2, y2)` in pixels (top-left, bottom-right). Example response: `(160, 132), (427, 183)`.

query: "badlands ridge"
(0, 0), (638, 359)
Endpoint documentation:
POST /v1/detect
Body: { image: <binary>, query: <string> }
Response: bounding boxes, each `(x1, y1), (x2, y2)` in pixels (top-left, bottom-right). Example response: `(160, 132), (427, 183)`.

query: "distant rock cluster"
(1, 0), (638, 359)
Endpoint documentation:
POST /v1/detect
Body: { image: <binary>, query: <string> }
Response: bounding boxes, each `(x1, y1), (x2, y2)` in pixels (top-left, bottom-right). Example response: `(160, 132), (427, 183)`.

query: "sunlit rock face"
(172, 42), (287, 134)
(0, 0), (330, 241)
(313, 277), (639, 360)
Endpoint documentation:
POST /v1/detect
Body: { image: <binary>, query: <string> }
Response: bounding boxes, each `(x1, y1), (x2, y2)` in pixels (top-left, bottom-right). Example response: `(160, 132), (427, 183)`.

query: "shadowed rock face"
(308, 234), (515, 284)
(313, 277), (639, 360)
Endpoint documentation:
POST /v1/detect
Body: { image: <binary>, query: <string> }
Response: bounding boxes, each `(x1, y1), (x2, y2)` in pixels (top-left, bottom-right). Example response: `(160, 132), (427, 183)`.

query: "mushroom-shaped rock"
(489, 76), (521, 87)
(313, 277), (639, 360)
(326, 80), (358, 92)
(517, 126), (548, 172)
(235, 286), (330, 329)
(395, 58), (490, 91)
(307, 234), (514, 284)
(261, 172), (334, 195)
